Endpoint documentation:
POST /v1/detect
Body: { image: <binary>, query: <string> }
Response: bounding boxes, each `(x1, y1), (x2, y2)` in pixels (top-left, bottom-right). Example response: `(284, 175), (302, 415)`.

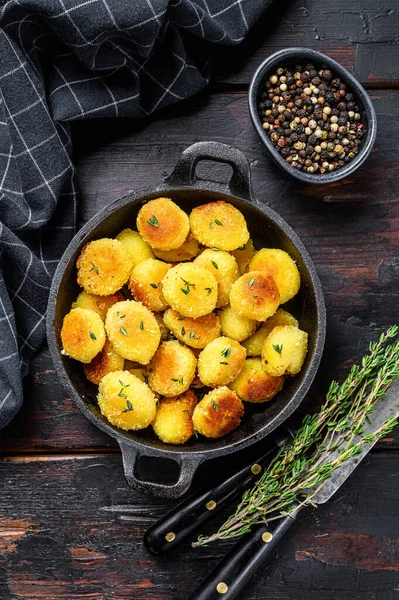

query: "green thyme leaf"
(211, 261), (218, 269)
(177, 315), (186, 320)
(140, 321), (144, 331)
(211, 400), (219, 412)
(273, 344), (283, 356)
(89, 331), (97, 341)
(120, 326), (128, 336)
(221, 346), (232, 358)
(181, 287), (190, 295)
(205, 287), (213, 295)
(150, 283), (158, 289)
(220, 361), (228, 365)
(214, 219), (223, 226)
(89, 261), (99, 274)
(181, 326), (186, 336)
(248, 277), (255, 287)
(171, 377), (184, 385)
(147, 215), (158, 227)
(122, 400), (134, 413)
(183, 409), (191, 416)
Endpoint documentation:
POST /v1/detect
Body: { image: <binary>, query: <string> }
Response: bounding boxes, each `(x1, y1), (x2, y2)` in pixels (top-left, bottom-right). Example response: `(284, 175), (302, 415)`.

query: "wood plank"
(0, 453), (397, 600)
(210, 0), (399, 86)
(1, 89), (398, 453)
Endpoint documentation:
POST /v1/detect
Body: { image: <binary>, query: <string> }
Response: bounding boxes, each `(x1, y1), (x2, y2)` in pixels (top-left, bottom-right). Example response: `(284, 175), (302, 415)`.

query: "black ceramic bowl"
(248, 48), (377, 184)
(47, 141), (326, 498)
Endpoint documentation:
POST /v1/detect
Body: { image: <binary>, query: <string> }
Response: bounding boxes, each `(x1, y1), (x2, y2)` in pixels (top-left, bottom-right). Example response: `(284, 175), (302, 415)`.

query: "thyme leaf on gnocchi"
(140, 321), (144, 330)
(89, 261), (99, 274)
(248, 277), (255, 287)
(221, 346), (232, 358)
(272, 343), (283, 356)
(121, 400), (134, 413)
(211, 261), (218, 269)
(150, 283), (158, 289)
(147, 214), (159, 227)
(171, 377), (184, 385)
(120, 326), (128, 336)
(118, 380), (130, 399)
(205, 287), (213, 295)
(89, 331), (97, 341)
(211, 400), (219, 412)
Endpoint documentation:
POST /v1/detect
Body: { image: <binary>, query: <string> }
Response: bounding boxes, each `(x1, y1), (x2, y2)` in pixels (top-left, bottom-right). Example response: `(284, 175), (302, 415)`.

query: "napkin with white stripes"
(0, 0), (271, 429)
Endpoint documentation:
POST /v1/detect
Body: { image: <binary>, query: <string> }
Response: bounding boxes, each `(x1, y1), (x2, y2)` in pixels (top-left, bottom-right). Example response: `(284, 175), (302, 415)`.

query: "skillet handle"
(119, 442), (202, 498)
(165, 141), (253, 201)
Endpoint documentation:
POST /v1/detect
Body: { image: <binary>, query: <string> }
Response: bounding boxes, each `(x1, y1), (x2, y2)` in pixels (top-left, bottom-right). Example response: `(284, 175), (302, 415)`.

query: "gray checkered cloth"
(0, 0), (270, 428)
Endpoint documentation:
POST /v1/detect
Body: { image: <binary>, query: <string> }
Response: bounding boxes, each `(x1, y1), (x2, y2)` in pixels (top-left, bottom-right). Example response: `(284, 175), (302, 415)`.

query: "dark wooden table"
(1, 1), (399, 598)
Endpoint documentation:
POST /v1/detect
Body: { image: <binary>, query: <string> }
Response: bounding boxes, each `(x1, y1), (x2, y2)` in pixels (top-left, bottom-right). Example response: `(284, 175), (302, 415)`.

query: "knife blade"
(187, 378), (399, 600)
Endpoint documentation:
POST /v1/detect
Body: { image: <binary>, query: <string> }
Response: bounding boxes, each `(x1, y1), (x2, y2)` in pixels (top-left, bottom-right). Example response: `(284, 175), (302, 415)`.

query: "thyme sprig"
(194, 326), (399, 547)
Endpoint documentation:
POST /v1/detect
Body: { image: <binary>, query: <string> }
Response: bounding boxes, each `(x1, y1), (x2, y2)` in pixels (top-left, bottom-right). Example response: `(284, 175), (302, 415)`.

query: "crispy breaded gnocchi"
(84, 339), (125, 384)
(153, 233), (201, 262)
(242, 309), (299, 356)
(76, 238), (133, 295)
(249, 248), (301, 304)
(148, 340), (196, 397)
(137, 197), (189, 250)
(163, 308), (221, 349)
(115, 228), (155, 266)
(192, 387), (244, 438)
(97, 370), (157, 430)
(152, 390), (198, 444)
(197, 336), (246, 387)
(190, 201), (249, 251)
(162, 263), (218, 318)
(262, 325), (308, 376)
(230, 272), (280, 321)
(194, 249), (239, 308)
(230, 239), (256, 274)
(105, 300), (160, 364)
(218, 305), (258, 342)
(128, 258), (170, 312)
(229, 358), (284, 403)
(72, 290), (124, 321)
(61, 307), (106, 363)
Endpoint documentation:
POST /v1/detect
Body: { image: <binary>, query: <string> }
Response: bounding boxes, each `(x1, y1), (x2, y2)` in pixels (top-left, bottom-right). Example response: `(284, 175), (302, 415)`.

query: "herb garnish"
(178, 315), (186, 321)
(89, 331), (97, 341)
(273, 344), (283, 356)
(181, 326), (186, 336)
(220, 361), (228, 365)
(171, 377), (184, 385)
(205, 287), (213, 295)
(89, 261), (99, 274)
(214, 219), (223, 226)
(122, 400), (134, 413)
(140, 321), (144, 330)
(211, 400), (219, 412)
(118, 380), (130, 399)
(120, 326), (128, 336)
(180, 277), (195, 295)
(150, 283), (158, 289)
(183, 409), (191, 416)
(147, 215), (158, 227)
(248, 277), (255, 287)
(221, 346), (232, 358)
(211, 261), (218, 270)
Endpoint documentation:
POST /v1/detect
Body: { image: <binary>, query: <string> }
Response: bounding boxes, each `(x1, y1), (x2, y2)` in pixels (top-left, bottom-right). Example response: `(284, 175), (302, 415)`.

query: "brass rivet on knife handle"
(206, 500), (217, 511)
(251, 463), (262, 475)
(216, 582), (228, 594)
(165, 532), (176, 542)
(262, 531), (273, 543)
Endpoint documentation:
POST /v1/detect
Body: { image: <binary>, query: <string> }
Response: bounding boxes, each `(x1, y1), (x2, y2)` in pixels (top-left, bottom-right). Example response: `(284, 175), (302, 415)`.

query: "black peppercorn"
(309, 69), (317, 78)
(338, 117), (347, 126)
(321, 69), (332, 81)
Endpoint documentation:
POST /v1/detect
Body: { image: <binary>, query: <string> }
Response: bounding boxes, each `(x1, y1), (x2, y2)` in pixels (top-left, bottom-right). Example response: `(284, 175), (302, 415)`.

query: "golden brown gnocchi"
(61, 307), (106, 363)
(72, 290), (124, 321)
(153, 232), (201, 262)
(163, 308), (221, 349)
(137, 197), (190, 250)
(84, 339), (125, 384)
(230, 238), (256, 274)
(218, 305), (258, 342)
(230, 272), (280, 321)
(152, 390), (198, 444)
(190, 201), (249, 251)
(192, 387), (244, 438)
(229, 358), (284, 403)
(242, 309), (299, 356)
(115, 228), (155, 266)
(148, 340), (197, 397)
(97, 370), (157, 430)
(194, 249), (239, 307)
(197, 336), (246, 387)
(249, 248), (300, 304)
(262, 325), (308, 376)
(162, 263), (218, 318)
(76, 238), (133, 295)
(105, 300), (160, 364)
(128, 258), (170, 312)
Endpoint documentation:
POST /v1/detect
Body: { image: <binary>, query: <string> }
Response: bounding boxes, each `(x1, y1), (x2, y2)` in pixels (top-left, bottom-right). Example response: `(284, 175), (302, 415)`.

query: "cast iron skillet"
(46, 141), (326, 498)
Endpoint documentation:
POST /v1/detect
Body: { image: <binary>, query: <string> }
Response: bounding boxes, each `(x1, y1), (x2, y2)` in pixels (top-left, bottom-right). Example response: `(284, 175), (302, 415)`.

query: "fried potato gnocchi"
(162, 263), (218, 318)
(148, 340), (196, 397)
(61, 307), (106, 363)
(84, 339), (125, 384)
(242, 309), (299, 356)
(262, 325), (308, 377)
(76, 238), (133, 295)
(249, 248), (301, 304)
(128, 258), (170, 312)
(115, 228), (155, 267)
(163, 308), (221, 349)
(72, 290), (124, 322)
(153, 233), (201, 262)
(192, 387), (244, 438)
(152, 390), (198, 444)
(190, 201), (249, 251)
(197, 336), (246, 387)
(230, 239), (256, 274)
(218, 305), (258, 342)
(105, 300), (160, 364)
(230, 272), (280, 321)
(229, 358), (284, 403)
(137, 197), (190, 250)
(97, 370), (157, 430)
(194, 249), (239, 308)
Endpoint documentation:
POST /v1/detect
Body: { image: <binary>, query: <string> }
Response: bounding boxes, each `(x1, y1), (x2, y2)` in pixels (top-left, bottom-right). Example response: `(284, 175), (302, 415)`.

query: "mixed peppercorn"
(258, 63), (365, 174)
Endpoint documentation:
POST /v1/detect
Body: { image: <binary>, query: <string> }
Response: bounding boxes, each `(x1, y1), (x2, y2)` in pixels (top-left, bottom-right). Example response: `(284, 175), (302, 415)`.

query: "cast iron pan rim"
(47, 176), (326, 463)
(248, 47), (377, 184)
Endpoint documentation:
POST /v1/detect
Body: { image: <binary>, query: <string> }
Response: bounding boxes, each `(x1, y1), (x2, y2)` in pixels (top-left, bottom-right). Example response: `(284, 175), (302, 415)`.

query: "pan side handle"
(164, 141), (253, 201)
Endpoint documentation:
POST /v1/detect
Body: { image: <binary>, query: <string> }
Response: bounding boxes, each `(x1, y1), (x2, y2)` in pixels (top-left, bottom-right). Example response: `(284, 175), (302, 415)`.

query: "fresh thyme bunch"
(194, 326), (399, 547)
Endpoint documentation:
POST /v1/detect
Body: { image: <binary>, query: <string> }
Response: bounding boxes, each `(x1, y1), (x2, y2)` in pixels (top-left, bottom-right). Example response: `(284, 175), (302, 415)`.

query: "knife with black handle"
(144, 430), (290, 556)
(187, 379), (399, 600)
